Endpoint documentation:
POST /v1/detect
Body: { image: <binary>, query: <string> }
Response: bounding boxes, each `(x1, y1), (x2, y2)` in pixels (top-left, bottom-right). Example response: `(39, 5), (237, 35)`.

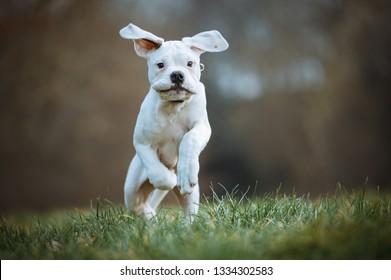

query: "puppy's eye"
(157, 62), (165, 69)
(187, 61), (193, 67)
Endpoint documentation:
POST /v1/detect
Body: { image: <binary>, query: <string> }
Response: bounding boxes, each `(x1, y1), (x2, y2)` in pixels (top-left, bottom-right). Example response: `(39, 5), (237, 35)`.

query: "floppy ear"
(119, 23), (164, 58)
(182, 30), (229, 54)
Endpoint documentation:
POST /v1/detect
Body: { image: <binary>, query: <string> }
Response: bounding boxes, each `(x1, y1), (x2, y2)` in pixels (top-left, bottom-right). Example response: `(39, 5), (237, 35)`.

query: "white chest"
(155, 106), (190, 169)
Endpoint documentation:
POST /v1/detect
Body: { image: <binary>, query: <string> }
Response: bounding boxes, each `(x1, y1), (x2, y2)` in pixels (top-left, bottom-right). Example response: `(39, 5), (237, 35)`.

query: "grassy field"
(1, 186), (391, 259)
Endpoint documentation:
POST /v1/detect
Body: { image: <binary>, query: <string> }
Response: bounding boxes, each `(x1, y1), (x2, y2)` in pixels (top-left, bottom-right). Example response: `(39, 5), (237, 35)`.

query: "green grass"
(1, 186), (391, 259)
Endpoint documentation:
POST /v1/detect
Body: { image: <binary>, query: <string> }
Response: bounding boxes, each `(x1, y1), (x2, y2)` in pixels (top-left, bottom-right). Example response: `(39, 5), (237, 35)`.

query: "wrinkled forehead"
(148, 41), (199, 62)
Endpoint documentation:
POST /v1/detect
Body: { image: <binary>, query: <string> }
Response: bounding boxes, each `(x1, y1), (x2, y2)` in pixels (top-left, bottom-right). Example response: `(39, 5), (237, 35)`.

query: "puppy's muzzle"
(158, 71), (194, 98)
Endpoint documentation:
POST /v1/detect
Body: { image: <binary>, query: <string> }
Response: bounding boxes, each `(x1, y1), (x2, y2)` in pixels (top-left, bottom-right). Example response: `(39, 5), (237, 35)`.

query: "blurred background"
(1, 0), (390, 213)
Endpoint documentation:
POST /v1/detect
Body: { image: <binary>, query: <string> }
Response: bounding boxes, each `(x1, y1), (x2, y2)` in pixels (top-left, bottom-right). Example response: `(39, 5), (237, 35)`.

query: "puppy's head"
(120, 24), (229, 103)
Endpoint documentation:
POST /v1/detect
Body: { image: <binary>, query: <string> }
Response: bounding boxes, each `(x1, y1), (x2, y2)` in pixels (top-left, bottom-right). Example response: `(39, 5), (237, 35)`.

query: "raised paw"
(177, 158), (199, 195)
(149, 168), (177, 190)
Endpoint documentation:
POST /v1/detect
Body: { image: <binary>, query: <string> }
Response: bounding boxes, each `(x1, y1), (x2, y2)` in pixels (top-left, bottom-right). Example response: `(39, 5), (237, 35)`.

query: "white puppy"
(120, 23), (228, 222)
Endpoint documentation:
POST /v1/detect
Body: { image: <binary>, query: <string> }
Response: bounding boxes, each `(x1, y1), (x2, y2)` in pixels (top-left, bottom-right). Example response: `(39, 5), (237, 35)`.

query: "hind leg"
(124, 155), (155, 219)
(173, 185), (200, 223)
(148, 189), (170, 211)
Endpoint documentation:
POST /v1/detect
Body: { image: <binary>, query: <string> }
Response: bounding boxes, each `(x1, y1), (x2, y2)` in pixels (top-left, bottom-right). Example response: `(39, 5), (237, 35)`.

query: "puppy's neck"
(158, 99), (188, 115)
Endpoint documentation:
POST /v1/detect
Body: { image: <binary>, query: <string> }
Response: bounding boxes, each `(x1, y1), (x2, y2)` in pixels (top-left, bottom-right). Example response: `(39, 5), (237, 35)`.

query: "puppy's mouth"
(157, 86), (194, 103)
(158, 85), (193, 94)
(169, 100), (185, 104)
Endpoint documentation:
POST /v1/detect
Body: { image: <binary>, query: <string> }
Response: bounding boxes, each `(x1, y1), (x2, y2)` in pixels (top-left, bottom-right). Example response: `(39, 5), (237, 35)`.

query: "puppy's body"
(120, 24), (228, 221)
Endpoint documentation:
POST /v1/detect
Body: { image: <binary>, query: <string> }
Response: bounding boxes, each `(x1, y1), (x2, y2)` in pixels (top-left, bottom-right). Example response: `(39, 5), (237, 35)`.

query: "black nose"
(170, 71), (185, 85)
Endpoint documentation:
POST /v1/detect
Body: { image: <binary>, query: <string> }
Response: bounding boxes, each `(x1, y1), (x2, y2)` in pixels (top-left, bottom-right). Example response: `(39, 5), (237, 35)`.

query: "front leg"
(135, 143), (177, 190)
(177, 121), (211, 195)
